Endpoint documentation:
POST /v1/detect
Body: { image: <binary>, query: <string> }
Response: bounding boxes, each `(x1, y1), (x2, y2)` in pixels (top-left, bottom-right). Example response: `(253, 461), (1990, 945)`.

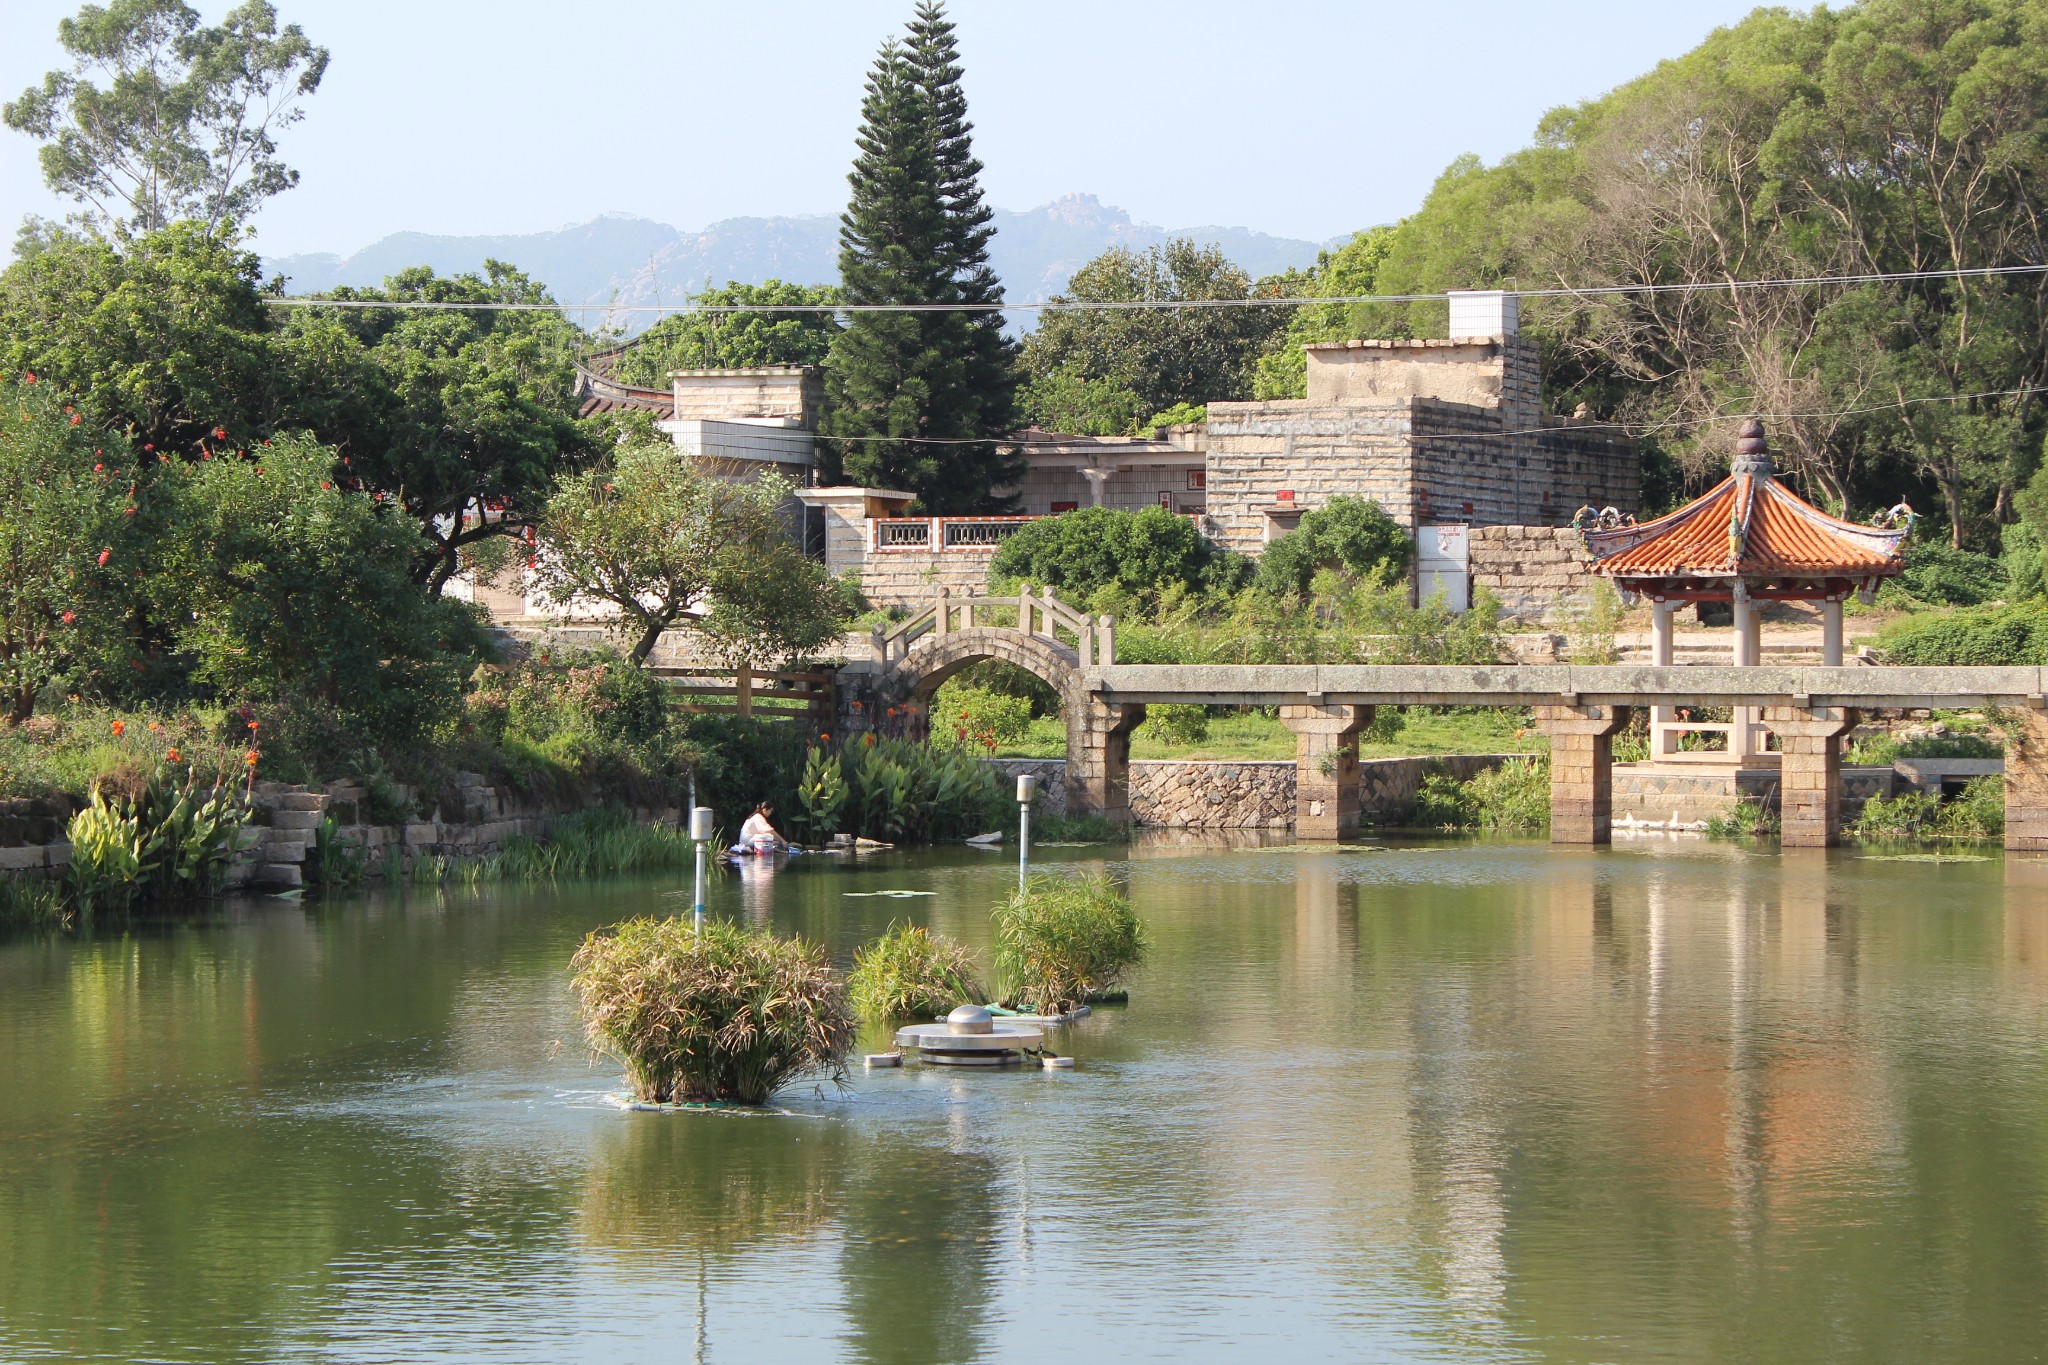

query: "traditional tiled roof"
(572, 365), (673, 420)
(1584, 419), (1904, 580)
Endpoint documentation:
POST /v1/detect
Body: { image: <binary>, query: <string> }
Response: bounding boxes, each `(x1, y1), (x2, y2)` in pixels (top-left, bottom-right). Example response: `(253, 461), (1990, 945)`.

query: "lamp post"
(1015, 773), (1037, 892)
(689, 805), (714, 932)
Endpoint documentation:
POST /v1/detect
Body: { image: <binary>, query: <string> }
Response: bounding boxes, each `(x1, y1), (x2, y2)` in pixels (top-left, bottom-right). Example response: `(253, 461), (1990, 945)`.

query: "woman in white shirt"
(737, 802), (785, 853)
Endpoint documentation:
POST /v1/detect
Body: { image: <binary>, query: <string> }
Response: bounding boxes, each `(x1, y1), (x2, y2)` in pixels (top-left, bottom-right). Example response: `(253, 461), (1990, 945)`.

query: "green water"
(4, 838), (2048, 1363)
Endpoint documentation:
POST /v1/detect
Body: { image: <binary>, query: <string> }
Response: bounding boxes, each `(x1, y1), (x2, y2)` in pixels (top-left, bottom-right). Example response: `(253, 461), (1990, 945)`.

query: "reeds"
(992, 875), (1146, 1015)
(571, 916), (853, 1106)
(846, 923), (984, 1020)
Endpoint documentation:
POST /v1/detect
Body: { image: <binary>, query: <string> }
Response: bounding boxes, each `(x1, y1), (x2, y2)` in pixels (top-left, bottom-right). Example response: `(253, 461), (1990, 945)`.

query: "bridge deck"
(1083, 664), (2048, 710)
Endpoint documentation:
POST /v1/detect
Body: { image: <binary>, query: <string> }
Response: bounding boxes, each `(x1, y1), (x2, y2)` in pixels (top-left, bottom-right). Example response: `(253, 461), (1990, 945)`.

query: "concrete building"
(572, 363), (823, 479)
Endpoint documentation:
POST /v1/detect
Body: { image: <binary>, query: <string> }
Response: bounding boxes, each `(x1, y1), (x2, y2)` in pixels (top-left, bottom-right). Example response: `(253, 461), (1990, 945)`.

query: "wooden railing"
(872, 584), (1116, 668)
(648, 665), (836, 722)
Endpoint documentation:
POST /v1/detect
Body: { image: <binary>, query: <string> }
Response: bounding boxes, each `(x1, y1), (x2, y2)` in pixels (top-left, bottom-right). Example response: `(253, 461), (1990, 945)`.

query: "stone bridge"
(837, 590), (2048, 852)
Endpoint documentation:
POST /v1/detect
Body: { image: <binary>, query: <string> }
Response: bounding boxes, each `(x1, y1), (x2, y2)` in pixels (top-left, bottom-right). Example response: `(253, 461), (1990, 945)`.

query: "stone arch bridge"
(835, 587), (2048, 852)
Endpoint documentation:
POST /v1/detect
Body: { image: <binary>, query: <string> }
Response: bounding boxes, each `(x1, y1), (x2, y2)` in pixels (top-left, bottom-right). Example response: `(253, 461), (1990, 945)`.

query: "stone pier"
(2008, 708), (2048, 853)
(1533, 703), (1632, 844)
(1280, 703), (1372, 839)
(1762, 706), (1859, 848)
(1065, 695), (1145, 822)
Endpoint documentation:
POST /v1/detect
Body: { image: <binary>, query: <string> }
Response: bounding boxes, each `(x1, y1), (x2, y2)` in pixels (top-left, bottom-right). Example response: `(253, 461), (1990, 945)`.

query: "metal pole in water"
(1016, 773), (1037, 892)
(690, 805), (714, 932)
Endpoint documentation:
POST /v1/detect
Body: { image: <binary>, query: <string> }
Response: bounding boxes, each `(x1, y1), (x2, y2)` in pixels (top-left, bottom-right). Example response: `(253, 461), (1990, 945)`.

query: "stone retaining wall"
(1612, 763), (1897, 825)
(1469, 525), (1598, 627)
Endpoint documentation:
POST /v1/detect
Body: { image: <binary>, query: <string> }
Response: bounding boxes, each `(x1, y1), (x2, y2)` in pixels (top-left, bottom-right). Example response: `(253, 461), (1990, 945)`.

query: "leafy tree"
(1016, 370), (1145, 437)
(1254, 496), (1412, 597)
(608, 280), (841, 386)
(4, 0), (328, 236)
(822, 3), (1019, 512)
(147, 433), (490, 747)
(1021, 239), (1287, 432)
(0, 221), (278, 452)
(1252, 227), (1398, 400)
(275, 261), (597, 592)
(0, 374), (134, 722)
(533, 439), (850, 667)
(988, 505), (1240, 604)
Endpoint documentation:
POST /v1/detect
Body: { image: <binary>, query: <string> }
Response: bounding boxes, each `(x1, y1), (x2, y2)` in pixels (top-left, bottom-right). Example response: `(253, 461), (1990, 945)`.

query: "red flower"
(320, 481), (331, 490)
(143, 444), (153, 451)
(61, 610), (74, 624)
(254, 467), (263, 475)
(93, 463), (103, 473)
(201, 451), (211, 460)
(166, 747), (182, 763)
(96, 548), (110, 566)
(123, 507), (135, 517)
(212, 426), (227, 440)
(69, 414), (80, 426)
(22, 372), (34, 384)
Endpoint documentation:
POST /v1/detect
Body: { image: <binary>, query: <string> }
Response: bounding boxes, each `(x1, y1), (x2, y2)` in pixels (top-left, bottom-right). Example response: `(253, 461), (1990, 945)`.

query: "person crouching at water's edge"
(738, 802), (785, 854)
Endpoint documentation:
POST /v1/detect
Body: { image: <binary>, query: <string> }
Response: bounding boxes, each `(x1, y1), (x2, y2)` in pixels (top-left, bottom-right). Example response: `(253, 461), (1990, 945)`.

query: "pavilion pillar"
(1065, 693), (1145, 823)
(1650, 602), (1674, 666)
(1821, 600), (1845, 666)
(2005, 707), (2048, 854)
(1280, 704), (1372, 839)
(1533, 704), (1632, 844)
(1761, 706), (1858, 848)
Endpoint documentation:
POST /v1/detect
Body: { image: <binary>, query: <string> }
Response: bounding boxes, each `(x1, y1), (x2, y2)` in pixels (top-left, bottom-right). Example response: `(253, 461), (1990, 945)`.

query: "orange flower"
(247, 720), (259, 732)
(245, 750), (259, 768)
(862, 734), (874, 747)
(110, 719), (126, 738)
(166, 747), (182, 763)
(819, 732), (830, 743)
(147, 721), (159, 732)
(97, 549), (111, 566)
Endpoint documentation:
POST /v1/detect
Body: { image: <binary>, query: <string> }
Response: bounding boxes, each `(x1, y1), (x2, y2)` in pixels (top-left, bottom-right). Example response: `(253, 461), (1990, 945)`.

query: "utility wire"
(257, 262), (2048, 317)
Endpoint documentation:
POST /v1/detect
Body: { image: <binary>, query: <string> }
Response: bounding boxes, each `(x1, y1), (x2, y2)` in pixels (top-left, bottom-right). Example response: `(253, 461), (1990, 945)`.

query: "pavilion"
(1581, 418), (1906, 767)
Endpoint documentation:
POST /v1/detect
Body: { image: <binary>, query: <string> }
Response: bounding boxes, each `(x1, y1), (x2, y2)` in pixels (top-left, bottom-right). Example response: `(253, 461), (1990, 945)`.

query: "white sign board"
(1416, 523), (1471, 613)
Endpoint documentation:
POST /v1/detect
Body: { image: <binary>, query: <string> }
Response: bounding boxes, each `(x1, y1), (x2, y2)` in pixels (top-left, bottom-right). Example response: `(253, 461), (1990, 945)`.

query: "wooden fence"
(648, 666), (836, 723)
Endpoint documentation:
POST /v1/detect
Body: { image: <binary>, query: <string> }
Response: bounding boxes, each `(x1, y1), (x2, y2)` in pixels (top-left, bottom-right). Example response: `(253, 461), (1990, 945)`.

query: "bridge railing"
(871, 583), (1116, 667)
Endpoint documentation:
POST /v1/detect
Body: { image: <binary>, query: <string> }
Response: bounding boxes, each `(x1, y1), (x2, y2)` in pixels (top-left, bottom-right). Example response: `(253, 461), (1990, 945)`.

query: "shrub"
(1895, 540), (2006, 606)
(837, 735), (1009, 842)
(1144, 402), (1206, 430)
(931, 681), (1032, 749)
(1852, 790), (1940, 840)
(1876, 601), (2048, 666)
(62, 758), (248, 915)
(992, 875), (1146, 1015)
(1705, 798), (1780, 840)
(1937, 774), (2005, 838)
(570, 916), (852, 1106)
(989, 505), (1240, 603)
(847, 923), (984, 1021)
(1253, 496), (1411, 597)
(1141, 703), (1211, 746)
(1412, 757), (1549, 831)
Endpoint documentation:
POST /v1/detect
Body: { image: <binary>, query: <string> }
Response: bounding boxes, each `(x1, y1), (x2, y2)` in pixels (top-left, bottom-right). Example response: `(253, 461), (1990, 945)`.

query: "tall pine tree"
(823, 5), (1019, 512)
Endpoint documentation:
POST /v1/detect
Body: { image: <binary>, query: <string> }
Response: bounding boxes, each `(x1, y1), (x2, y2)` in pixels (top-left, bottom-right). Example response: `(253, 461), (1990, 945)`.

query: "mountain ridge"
(264, 194), (1340, 332)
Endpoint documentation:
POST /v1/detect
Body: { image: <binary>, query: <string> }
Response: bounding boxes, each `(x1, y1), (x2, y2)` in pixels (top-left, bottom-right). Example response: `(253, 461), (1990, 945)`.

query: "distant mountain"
(264, 194), (1337, 333)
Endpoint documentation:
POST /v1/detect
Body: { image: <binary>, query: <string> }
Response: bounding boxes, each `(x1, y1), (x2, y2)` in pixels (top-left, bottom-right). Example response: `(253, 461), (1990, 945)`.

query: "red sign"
(1276, 489), (1295, 503)
(1186, 469), (1207, 491)
(1158, 491), (1172, 509)
(1050, 501), (1078, 514)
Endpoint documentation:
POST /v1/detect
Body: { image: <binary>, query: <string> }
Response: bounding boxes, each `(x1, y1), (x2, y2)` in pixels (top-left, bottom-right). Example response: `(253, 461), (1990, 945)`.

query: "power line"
(815, 385), (2036, 445)
(257, 262), (2048, 318)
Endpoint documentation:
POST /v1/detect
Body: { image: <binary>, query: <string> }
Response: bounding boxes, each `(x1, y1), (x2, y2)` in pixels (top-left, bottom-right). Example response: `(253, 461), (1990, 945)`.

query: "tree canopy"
(822, 2), (1020, 512)
(608, 280), (842, 385)
(1023, 239), (1288, 435)
(4, 0), (327, 237)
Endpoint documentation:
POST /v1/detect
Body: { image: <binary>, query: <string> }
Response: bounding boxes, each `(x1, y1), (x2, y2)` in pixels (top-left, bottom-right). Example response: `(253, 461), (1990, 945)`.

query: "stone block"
(271, 792), (326, 813)
(404, 822), (439, 848)
(0, 845), (45, 871)
(255, 863), (303, 888)
(269, 809), (323, 831)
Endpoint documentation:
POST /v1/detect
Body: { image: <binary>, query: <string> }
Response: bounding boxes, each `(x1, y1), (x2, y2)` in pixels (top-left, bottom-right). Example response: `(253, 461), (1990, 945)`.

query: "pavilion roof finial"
(1731, 416), (1775, 479)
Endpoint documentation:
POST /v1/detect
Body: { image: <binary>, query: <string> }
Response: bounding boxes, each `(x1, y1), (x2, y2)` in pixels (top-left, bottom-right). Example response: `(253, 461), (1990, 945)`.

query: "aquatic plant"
(993, 875), (1146, 1015)
(0, 874), (66, 929)
(847, 923), (983, 1020)
(792, 745), (847, 843)
(1704, 798), (1779, 840)
(1413, 757), (1550, 831)
(571, 916), (852, 1106)
(1852, 777), (2004, 842)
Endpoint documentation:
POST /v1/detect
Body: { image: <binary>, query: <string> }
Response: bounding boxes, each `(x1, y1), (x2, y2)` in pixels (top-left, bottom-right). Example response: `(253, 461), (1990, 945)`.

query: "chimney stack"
(1447, 289), (1518, 340)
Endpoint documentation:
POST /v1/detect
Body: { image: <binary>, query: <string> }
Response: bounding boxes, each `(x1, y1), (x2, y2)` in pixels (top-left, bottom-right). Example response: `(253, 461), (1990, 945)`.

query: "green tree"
(533, 439), (851, 667)
(147, 433), (489, 746)
(822, 3), (1019, 512)
(4, 0), (328, 236)
(0, 221), (278, 452)
(0, 374), (134, 722)
(276, 261), (597, 592)
(988, 505), (1239, 604)
(1254, 496), (1412, 598)
(1252, 227), (1398, 400)
(1021, 239), (1287, 433)
(608, 280), (841, 386)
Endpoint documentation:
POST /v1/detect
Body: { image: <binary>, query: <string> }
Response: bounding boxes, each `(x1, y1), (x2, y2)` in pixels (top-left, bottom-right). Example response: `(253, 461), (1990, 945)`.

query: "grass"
(1704, 799), (1780, 840)
(1852, 775), (2004, 841)
(1031, 811), (1122, 842)
(995, 706), (1550, 762)
(846, 923), (984, 1021)
(1411, 757), (1551, 831)
(571, 916), (852, 1106)
(0, 876), (68, 930)
(992, 875), (1146, 1016)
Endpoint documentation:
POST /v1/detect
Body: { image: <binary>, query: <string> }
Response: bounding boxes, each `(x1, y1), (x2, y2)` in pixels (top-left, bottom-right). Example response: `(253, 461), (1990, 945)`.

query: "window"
(1050, 501), (1078, 514)
(1186, 469), (1207, 491)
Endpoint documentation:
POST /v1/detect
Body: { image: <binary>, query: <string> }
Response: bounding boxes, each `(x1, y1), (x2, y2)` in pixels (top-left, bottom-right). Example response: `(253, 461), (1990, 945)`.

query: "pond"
(3, 837), (2047, 1363)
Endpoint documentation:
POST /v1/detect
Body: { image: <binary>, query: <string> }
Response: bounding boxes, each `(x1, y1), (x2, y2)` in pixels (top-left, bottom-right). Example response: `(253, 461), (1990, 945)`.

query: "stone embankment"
(0, 775), (672, 893)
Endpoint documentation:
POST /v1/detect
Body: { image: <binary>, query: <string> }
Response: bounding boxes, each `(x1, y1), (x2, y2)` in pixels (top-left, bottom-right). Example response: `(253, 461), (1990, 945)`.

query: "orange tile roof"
(1586, 473), (1904, 579)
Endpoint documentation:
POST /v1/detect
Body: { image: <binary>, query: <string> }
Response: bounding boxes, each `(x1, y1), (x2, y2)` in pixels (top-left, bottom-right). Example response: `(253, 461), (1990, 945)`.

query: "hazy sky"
(3, 0), (1769, 259)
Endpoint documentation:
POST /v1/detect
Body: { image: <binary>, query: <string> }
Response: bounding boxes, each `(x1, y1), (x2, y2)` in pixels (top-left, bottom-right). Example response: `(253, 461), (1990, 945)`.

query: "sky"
(1, 0), (1772, 259)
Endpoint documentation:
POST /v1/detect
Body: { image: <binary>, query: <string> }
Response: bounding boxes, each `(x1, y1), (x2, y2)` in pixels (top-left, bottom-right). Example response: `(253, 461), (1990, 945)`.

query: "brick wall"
(1468, 525), (1599, 626)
